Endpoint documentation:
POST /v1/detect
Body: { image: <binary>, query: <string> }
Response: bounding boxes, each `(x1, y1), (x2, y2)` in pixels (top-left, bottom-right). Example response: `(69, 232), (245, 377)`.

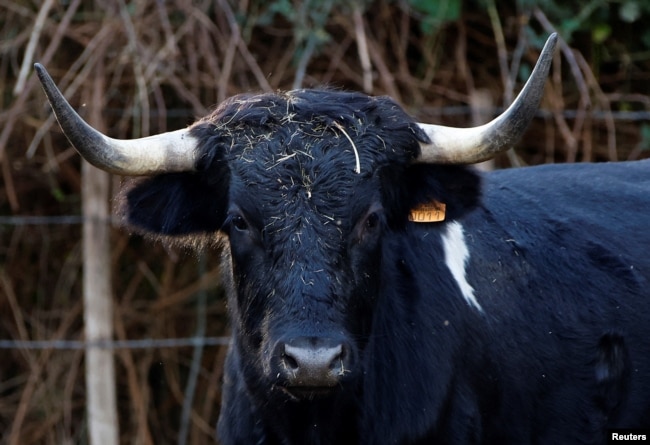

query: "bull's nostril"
(282, 352), (299, 371)
(335, 346), (348, 374)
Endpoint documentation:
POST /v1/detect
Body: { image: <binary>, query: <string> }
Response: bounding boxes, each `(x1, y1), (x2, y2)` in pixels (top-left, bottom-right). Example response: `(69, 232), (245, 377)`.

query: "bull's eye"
(225, 209), (264, 250)
(231, 215), (248, 232)
(354, 207), (383, 245)
(365, 212), (380, 231)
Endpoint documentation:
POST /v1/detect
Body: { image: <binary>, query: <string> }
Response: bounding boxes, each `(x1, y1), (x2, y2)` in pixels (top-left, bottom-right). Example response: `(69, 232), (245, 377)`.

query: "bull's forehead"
(229, 126), (376, 233)
(198, 88), (421, 171)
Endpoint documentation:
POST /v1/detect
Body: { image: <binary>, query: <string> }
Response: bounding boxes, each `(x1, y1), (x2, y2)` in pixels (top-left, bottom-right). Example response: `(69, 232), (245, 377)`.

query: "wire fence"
(1, 101), (648, 358)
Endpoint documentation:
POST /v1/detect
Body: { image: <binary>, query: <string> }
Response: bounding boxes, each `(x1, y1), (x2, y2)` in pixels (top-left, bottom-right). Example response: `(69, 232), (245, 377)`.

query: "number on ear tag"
(408, 200), (446, 223)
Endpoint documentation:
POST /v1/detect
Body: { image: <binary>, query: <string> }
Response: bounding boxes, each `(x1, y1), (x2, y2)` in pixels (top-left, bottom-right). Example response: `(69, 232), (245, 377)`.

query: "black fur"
(118, 89), (650, 444)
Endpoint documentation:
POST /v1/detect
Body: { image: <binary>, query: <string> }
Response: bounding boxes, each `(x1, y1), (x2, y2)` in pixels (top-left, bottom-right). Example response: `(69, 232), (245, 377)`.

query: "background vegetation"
(1, 0), (649, 443)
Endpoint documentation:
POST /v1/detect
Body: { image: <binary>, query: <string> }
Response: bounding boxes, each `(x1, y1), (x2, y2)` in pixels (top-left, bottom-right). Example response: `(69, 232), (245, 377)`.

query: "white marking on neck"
(441, 221), (482, 312)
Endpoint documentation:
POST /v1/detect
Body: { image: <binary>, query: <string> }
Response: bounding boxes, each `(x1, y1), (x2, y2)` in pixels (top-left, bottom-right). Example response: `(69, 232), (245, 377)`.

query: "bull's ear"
(382, 164), (481, 226)
(118, 171), (229, 238)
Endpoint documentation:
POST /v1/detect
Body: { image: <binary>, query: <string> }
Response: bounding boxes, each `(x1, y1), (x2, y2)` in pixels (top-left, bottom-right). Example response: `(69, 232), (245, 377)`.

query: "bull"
(35, 33), (650, 444)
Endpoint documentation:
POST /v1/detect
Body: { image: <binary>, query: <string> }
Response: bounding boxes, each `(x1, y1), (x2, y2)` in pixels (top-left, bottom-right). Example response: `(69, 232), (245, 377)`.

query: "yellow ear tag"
(408, 200), (446, 223)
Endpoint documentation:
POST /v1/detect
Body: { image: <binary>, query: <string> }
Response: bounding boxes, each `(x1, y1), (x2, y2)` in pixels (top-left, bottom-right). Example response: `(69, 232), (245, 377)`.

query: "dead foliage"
(0, 1), (648, 443)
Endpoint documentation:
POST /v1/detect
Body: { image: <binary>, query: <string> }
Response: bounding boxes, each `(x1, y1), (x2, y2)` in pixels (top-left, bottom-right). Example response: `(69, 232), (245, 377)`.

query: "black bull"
(36, 34), (650, 444)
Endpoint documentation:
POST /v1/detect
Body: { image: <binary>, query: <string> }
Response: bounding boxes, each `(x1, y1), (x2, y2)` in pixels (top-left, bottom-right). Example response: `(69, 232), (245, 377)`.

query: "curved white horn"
(34, 63), (198, 175)
(416, 33), (558, 164)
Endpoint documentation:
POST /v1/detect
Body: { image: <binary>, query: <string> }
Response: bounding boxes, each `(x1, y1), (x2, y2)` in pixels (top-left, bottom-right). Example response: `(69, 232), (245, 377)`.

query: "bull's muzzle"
(272, 336), (353, 399)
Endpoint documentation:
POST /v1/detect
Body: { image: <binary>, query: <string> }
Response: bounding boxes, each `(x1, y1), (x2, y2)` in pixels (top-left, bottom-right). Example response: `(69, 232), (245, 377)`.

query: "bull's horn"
(34, 63), (198, 175)
(416, 33), (558, 164)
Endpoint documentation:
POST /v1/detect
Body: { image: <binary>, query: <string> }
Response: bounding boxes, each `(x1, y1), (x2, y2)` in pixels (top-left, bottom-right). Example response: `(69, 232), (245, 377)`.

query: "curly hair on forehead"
(193, 88), (428, 170)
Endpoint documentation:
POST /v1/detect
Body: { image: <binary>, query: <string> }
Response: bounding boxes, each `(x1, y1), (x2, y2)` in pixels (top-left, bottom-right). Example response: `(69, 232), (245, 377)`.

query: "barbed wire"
(421, 106), (650, 121)
(114, 106), (650, 121)
(0, 336), (231, 350)
(0, 215), (86, 225)
(109, 106), (650, 121)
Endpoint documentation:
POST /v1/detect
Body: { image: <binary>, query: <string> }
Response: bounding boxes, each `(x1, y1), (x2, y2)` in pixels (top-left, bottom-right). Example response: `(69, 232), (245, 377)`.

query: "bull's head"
(35, 34), (556, 402)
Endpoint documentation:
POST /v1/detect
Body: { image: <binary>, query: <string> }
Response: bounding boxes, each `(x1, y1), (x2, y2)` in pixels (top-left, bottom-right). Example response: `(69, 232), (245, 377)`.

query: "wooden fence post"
(82, 66), (119, 445)
(83, 161), (119, 445)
